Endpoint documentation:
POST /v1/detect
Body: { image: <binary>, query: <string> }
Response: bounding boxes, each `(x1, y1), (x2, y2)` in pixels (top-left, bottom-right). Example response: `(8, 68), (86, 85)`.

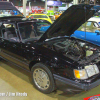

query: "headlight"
(85, 64), (99, 77)
(74, 69), (88, 79)
(74, 64), (99, 80)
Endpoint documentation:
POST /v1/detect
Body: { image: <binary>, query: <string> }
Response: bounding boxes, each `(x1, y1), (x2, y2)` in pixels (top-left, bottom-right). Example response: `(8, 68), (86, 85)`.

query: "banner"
(47, 1), (62, 6)
(84, 94), (100, 100)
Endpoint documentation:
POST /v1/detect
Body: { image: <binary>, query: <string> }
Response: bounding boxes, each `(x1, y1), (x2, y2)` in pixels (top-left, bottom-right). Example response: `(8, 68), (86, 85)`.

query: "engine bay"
(44, 38), (100, 64)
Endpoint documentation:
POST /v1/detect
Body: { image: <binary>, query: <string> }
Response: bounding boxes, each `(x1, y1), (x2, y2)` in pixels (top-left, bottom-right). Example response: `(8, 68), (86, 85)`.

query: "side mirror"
(95, 30), (100, 35)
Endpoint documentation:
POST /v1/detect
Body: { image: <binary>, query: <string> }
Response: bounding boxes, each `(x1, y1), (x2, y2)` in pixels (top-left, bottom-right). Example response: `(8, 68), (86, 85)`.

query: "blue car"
(72, 21), (100, 46)
(40, 25), (50, 32)
(40, 21), (100, 46)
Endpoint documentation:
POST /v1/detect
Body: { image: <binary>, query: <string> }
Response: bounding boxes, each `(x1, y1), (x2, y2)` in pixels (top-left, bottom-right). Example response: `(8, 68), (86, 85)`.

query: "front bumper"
(54, 74), (100, 91)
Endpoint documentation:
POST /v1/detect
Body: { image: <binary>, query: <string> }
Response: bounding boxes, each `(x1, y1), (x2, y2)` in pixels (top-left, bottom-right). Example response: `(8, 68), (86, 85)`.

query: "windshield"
(30, 15), (48, 18)
(0, 10), (23, 17)
(18, 21), (51, 42)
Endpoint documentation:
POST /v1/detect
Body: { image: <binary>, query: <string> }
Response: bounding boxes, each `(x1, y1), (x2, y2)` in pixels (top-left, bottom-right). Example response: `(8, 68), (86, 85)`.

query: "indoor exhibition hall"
(0, 0), (100, 100)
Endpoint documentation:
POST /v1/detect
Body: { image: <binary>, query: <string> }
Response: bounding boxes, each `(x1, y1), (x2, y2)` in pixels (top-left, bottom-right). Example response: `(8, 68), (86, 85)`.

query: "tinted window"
(18, 21), (51, 42)
(94, 22), (99, 27)
(1, 23), (19, 42)
(30, 15), (48, 18)
(86, 22), (92, 26)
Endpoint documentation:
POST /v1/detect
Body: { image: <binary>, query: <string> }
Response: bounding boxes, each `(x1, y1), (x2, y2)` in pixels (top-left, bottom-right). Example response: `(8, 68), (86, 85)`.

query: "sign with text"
(47, 1), (62, 6)
(84, 94), (100, 100)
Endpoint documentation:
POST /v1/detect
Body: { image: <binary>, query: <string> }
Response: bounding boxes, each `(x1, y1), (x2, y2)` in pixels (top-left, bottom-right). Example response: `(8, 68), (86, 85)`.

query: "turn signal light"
(74, 70), (80, 79)
(74, 69), (88, 79)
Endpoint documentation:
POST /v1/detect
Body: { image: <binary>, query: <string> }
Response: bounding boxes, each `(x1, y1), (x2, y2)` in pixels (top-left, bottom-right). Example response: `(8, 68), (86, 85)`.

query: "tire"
(31, 63), (55, 94)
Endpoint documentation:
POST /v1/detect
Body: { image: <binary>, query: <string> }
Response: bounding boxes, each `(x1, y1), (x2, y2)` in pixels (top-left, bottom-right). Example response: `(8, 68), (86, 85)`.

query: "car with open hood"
(0, 3), (100, 94)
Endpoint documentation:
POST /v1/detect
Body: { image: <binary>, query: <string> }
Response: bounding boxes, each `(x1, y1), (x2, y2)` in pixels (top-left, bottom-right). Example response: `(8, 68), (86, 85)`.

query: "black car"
(0, 2), (100, 94)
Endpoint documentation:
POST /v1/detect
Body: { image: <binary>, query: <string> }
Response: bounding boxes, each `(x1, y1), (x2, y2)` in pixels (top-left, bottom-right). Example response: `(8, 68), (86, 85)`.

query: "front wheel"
(31, 63), (55, 94)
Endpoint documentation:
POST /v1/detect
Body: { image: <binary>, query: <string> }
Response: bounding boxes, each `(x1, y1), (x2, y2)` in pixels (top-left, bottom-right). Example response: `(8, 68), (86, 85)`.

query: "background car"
(71, 21), (100, 46)
(28, 13), (52, 24)
(89, 17), (100, 25)
(53, 11), (62, 20)
(40, 21), (100, 46)
(40, 25), (50, 32)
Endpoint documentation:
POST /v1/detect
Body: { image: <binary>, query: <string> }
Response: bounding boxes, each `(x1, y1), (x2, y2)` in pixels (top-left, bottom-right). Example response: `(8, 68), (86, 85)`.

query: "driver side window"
(1, 23), (19, 42)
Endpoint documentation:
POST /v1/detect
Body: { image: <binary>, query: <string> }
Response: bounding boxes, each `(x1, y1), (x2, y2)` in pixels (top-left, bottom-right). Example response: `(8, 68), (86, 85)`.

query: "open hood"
(0, 1), (19, 11)
(0, 1), (24, 17)
(38, 4), (99, 42)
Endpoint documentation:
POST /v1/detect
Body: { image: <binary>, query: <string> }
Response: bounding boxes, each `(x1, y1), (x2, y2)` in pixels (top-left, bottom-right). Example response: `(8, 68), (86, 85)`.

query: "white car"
(89, 17), (100, 25)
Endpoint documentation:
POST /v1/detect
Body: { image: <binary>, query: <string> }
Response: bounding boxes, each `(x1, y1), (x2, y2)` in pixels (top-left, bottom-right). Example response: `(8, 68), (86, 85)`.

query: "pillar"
(23, 0), (27, 17)
(45, 0), (47, 13)
(73, 0), (78, 5)
(29, 2), (31, 12)
(94, 0), (96, 5)
(67, 3), (69, 9)
(53, 6), (56, 12)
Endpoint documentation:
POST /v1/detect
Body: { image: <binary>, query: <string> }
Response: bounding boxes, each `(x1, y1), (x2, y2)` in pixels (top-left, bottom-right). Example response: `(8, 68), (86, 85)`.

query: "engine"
(52, 39), (99, 61)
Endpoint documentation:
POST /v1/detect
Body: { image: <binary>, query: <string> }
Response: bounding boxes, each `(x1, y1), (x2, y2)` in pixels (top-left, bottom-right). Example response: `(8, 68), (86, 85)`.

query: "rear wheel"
(31, 63), (55, 94)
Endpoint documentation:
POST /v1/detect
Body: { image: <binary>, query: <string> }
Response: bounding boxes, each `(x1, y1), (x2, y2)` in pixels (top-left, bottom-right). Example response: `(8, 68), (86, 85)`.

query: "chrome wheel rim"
(33, 68), (50, 90)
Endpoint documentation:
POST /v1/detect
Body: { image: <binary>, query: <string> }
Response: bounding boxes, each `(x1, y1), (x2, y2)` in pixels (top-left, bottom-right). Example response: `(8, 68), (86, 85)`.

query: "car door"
(0, 23), (29, 70)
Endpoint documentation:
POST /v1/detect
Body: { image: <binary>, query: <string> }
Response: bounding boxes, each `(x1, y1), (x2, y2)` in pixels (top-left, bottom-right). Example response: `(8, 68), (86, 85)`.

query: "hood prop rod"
(84, 6), (87, 42)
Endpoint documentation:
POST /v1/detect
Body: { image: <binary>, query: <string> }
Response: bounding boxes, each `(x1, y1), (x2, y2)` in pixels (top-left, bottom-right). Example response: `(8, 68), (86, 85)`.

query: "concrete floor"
(0, 60), (100, 100)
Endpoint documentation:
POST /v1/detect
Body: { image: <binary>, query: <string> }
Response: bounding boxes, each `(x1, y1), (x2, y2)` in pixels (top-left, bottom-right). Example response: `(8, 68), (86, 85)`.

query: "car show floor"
(0, 60), (100, 100)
